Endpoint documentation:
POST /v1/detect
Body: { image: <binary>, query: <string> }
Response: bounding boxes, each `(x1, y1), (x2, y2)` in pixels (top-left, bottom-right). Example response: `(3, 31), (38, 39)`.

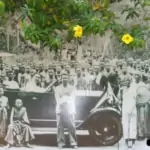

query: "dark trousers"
(56, 104), (77, 147)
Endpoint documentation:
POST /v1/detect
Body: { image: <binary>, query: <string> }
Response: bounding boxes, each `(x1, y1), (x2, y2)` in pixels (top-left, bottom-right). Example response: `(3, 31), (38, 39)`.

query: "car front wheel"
(88, 112), (122, 146)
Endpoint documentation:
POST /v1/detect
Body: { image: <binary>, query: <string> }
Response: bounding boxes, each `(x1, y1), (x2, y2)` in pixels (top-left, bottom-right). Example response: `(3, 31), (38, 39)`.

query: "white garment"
(21, 82), (45, 93)
(21, 76), (45, 93)
(25, 73), (31, 81)
(3, 80), (19, 90)
(0, 96), (8, 107)
(85, 74), (95, 84)
(54, 84), (76, 115)
(127, 66), (135, 74)
(122, 82), (137, 139)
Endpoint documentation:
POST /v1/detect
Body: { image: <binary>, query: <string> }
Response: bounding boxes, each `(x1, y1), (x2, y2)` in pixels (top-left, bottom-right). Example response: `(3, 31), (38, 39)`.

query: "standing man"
(136, 74), (148, 140)
(54, 72), (77, 149)
(122, 77), (137, 149)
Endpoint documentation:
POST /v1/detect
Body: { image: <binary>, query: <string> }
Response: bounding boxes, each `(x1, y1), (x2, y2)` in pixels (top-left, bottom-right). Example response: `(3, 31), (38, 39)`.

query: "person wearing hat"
(107, 64), (120, 97)
(131, 70), (147, 140)
(144, 63), (149, 74)
(92, 66), (100, 91)
(18, 66), (26, 85)
(86, 67), (95, 90)
(45, 69), (55, 87)
(19, 74), (26, 88)
(122, 76), (137, 149)
(127, 57), (135, 73)
(54, 68), (63, 87)
(95, 63), (108, 91)
(75, 68), (87, 90)
(54, 73), (77, 149)
(24, 66), (31, 85)
(134, 71), (150, 140)
(3, 73), (19, 90)
(30, 69), (36, 79)
(121, 69), (145, 149)
(140, 62), (145, 73)
(92, 55), (99, 66)
(61, 44), (68, 61)
(120, 67), (130, 88)
(136, 64), (141, 72)
(21, 74), (42, 92)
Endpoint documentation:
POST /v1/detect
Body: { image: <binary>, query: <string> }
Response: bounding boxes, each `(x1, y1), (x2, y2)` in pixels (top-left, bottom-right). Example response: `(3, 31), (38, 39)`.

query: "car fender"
(91, 107), (121, 117)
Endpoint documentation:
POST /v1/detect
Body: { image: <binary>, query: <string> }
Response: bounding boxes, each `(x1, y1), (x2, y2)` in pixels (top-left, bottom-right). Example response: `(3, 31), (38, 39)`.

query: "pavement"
(0, 134), (148, 150)
(0, 139), (148, 150)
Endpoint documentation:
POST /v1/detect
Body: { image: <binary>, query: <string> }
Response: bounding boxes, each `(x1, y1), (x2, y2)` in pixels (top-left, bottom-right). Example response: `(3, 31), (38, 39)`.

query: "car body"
(4, 88), (122, 146)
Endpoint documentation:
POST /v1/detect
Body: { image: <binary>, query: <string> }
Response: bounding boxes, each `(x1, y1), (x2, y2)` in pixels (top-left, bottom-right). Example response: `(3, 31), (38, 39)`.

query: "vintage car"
(4, 87), (122, 146)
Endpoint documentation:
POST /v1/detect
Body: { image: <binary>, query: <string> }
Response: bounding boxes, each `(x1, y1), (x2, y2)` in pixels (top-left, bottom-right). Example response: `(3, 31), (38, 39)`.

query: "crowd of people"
(0, 54), (150, 149)
(0, 56), (149, 93)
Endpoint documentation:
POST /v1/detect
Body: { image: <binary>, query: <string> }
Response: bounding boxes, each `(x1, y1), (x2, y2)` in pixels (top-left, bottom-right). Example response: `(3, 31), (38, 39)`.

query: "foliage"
(0, 0), (150, 51)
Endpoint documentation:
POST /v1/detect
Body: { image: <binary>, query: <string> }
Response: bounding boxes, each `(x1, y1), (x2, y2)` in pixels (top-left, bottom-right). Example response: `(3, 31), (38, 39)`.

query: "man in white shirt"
(54, 73), (77, 149)
(122, 78), (137, 149)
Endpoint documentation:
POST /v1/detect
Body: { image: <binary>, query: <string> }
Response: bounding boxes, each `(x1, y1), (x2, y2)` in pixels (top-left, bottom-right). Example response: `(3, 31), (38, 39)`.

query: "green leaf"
(144, 17), (150, 21)
(0, 1), (5, 15)
(143, 0), (150, 6)
(102, 0), (110, 8)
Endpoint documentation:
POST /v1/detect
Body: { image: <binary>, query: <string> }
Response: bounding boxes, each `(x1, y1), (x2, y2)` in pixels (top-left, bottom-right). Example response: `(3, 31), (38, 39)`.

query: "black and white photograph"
(0, 0), (149, 150)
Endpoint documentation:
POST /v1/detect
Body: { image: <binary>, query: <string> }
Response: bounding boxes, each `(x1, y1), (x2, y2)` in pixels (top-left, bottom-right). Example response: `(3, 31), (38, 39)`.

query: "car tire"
(88, 112), (122, 146)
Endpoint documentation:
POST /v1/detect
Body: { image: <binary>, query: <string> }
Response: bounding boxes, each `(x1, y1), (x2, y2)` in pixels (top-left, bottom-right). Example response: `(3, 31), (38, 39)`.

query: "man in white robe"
(122, 79), (137, 147)
(122, 70), (145, 149)
(122, 72), (142, 149)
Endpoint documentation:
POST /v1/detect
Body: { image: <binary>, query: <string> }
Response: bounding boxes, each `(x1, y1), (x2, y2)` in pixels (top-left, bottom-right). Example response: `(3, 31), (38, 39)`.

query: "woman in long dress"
(122, 78), (137, 149)
(5, 99), (35, 148)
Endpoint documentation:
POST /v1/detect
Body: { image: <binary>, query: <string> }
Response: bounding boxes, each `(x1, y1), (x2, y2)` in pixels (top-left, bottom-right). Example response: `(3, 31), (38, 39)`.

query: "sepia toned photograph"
(0, 0), (150, 150)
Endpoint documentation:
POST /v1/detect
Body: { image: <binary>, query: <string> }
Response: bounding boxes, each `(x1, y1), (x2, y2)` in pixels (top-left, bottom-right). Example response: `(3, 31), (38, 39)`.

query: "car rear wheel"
(88, 112), (122, 146)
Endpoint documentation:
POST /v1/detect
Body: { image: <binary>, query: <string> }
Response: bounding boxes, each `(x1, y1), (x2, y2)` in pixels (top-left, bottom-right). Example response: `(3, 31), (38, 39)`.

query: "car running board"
(32, 127), (89, 135)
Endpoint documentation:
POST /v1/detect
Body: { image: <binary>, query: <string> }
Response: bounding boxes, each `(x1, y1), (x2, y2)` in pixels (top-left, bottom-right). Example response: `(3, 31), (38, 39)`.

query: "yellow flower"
(122, 34), (134, 44)
(73, 25), (83, 38)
